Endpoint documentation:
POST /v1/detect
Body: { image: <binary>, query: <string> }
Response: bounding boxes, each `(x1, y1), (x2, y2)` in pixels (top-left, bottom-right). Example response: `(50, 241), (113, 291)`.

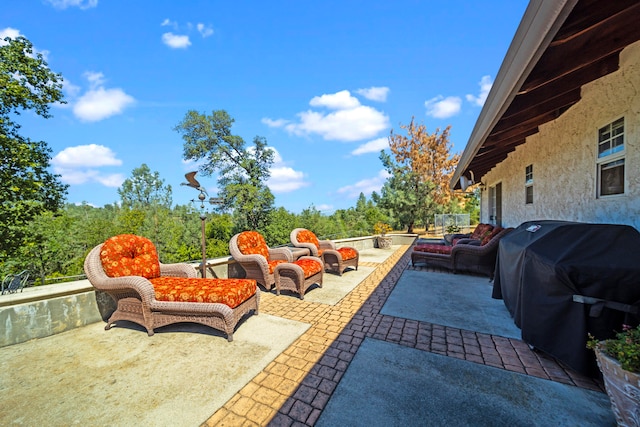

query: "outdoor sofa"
(411, 227), (514, 279)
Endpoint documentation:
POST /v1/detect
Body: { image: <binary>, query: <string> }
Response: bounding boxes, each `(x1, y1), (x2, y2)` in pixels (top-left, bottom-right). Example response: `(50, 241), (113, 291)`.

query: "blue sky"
(4, 0), (529, 213)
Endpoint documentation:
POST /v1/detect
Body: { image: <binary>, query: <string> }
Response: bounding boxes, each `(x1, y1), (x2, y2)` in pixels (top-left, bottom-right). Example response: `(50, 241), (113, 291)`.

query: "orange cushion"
(150, 277), (256, 308)
(294, 258), (323, 278)
(100, 234), (160, 279)
(297, 229), (320, 250)
(337, 247), (358, 260)
(237, 231), (269, 259)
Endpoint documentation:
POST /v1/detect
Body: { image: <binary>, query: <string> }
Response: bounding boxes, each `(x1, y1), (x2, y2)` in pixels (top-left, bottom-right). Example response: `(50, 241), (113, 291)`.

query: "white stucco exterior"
(480, 41), (640, 230)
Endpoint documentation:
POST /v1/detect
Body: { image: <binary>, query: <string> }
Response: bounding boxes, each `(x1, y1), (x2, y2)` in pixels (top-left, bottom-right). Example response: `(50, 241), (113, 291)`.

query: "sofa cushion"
(100, 234), (160, 279)
(472, 223), (494, 240)
(481, 227), (504, 246)
(236, 231), (270, 259)
(150, 277), (256, 308)
(413, 244), (453, 255)
(294, 258), (323, 278)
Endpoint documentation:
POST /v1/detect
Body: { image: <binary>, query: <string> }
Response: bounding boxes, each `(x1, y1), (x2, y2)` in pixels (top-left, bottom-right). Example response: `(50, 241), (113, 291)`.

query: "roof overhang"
(451, 0), (640, 190)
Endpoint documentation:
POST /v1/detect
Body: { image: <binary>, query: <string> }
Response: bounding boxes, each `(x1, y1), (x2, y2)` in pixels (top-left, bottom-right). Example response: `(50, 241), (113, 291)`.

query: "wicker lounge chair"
(229, 231), (323, 299)
(412, 227), (513, 279)
(290, 228), (359, 276)
(84, 234), (259, 341)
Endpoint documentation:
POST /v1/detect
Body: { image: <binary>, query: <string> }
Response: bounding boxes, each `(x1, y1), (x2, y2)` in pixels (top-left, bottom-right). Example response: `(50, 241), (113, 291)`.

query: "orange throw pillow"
(100, 234), (160, 279)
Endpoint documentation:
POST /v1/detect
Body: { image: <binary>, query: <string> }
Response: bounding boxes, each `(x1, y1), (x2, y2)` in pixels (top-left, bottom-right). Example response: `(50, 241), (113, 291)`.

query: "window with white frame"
(525, 164), (533, 204)
(597, 117), (625, 197)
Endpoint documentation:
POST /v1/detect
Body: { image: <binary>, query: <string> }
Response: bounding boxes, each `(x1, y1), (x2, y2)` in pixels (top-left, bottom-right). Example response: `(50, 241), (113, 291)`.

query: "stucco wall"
(481, 41), (640, 230)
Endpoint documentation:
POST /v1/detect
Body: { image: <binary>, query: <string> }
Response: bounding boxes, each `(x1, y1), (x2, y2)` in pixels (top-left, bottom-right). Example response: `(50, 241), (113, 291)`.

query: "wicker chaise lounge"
(290, 228), (359, 276)
(229, 231), (324, 299)
(411, 227), (514, 279)
(84, 234), (259, 342)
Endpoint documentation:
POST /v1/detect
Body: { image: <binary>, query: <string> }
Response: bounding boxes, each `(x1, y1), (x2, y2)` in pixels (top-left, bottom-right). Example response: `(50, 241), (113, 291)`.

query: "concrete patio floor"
(0, 244), (613, 426)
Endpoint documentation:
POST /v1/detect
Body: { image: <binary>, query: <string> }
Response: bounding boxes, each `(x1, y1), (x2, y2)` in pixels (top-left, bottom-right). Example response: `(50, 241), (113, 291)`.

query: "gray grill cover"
(493, 220), (640, 375)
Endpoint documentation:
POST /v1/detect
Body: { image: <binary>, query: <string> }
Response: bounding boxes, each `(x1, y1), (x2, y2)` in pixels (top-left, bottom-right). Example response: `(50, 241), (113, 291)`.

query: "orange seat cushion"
(268, 259), (288, 273)
(100, 234), (161, 279)
(150, 277), (257, 308)
(295, 258), (323, 278)
(337, 247), (358, 260)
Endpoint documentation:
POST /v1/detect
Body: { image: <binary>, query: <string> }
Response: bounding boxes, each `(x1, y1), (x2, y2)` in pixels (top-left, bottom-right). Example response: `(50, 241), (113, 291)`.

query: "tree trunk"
(407, 221), (414, 234)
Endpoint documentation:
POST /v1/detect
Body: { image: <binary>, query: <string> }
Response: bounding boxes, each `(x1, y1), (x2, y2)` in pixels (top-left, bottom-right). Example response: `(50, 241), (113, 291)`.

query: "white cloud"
(425, 95), (462, 119)
(197, 23), (214, 38)
(288, 106), (389, 141)
(45, 0), (98, 9)
(162, 32), (191, 49)
(262, 118), (289, 128)
(52, 144), (122, 168)
(267, 90), (389, 141)
(265, 147), (309, 193)
(356, 86), (389, 102)
(351, 137), (389, 156)
(0, 27), (21, 44)
(70, 72), (135, 122)
(268, 167), (309, 193)
(466, 75), (493, 107)
(95, 173), (125, 187)
(72, 72), (135, 122)
(52, 144), (124, 186)
(309, 90), (360, 110)
(161, 18), (175, 27)
(336, 170), (391, 198)
(61, 79), (81, 99)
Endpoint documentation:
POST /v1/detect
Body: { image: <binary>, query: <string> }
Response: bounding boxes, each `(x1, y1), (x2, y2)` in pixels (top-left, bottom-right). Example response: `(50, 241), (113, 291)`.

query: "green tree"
(380, 118), (461, 232)
(174, 110), (275, 231)
(263, 207), (297, 246)
(118, 163), (172, 209)
(379, 151), (435, 233)
(0, 35), (68, 257)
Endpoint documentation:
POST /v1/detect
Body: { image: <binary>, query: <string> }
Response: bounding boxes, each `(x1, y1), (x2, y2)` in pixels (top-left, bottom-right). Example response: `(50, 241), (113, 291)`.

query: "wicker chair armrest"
(295, 242), (320, 257)
(455, 238), (481, 246)
(319, 240), (336, 251)
(160, 262), (198, 278)
(447, 232), (472, 240)
(234, 253), (270, 274)
(451, 244), (489, 257)
(268, 247), (294, 262)
(93, 274), (157, 305)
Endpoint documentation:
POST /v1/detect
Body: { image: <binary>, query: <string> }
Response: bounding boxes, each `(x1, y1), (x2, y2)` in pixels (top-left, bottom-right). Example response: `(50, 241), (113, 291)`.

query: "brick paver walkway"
(204, 245), (603, 426)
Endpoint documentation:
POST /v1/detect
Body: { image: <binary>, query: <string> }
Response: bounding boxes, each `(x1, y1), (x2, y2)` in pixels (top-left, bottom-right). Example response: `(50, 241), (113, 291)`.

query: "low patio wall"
(0, 234), (416, 347)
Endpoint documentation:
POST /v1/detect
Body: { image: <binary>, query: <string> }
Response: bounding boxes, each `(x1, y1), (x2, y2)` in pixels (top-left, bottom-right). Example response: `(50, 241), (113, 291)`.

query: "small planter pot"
(377, 236), (393, 249)
(595, 347), (640, 426)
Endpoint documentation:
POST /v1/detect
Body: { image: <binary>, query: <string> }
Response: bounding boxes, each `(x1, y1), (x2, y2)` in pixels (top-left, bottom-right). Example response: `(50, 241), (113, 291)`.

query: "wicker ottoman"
(274, 257), (323, 299)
